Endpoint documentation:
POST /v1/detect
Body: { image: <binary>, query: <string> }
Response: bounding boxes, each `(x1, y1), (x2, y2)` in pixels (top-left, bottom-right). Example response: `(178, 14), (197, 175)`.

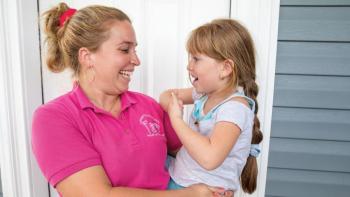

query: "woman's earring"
(87, 66), (95, 83)
(219, 73), (225, 80)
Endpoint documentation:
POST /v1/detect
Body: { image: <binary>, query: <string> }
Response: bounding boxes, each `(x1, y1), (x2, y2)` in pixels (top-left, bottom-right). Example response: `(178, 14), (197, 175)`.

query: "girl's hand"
(168, 92), (184, 120)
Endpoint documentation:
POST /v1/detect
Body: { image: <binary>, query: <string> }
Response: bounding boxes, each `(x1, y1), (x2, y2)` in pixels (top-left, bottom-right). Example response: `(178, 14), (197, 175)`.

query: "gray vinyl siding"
(265, 1), (350, 196)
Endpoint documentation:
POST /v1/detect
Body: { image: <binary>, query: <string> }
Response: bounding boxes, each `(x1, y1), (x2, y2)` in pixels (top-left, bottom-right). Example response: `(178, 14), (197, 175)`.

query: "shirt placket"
(119, 111), (140, 147)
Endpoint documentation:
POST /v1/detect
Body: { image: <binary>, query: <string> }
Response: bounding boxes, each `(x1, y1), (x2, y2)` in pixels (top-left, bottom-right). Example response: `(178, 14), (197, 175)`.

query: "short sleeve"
(214, 101), (253, 132)
(163, 111), (182, 152)
(31, 106), (101, 187)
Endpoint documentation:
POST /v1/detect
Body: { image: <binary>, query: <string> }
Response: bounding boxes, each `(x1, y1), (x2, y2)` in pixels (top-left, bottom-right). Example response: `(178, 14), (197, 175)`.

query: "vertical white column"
(0, 0), (49, 196)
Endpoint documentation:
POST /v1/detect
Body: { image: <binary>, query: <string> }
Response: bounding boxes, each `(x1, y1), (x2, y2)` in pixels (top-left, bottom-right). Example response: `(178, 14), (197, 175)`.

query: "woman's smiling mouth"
(119, 70), (133, 80)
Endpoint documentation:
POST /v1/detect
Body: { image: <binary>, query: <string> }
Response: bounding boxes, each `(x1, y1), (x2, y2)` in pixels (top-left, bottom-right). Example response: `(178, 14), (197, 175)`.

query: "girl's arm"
(159, 88), (194, 112)
(56, 165), (221, 197)
(168, 93), (241, 170)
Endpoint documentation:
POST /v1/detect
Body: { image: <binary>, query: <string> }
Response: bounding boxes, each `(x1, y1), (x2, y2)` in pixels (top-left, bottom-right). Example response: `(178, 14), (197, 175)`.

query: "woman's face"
(90, 20), (140, 95)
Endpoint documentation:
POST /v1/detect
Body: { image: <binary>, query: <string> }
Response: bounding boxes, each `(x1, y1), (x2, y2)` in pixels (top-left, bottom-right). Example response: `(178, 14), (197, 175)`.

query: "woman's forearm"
(108, 186), (193, 197)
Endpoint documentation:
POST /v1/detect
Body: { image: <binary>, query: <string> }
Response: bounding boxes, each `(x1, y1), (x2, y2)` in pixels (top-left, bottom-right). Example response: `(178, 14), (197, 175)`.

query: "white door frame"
(0, 0), (49, 196)
(230, 0), (280, 197)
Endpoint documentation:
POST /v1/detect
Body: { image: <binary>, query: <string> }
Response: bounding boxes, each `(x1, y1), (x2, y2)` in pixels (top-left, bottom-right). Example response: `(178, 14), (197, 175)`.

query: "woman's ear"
(78, 47), (92, 69)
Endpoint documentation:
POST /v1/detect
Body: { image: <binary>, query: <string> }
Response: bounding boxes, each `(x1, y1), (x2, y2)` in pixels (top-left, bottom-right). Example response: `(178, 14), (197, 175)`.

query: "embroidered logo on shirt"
(140, 114), (164, 136)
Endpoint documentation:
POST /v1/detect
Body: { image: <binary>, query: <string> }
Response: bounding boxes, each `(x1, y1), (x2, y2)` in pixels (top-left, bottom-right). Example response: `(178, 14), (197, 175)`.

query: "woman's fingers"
(208, 186), (234, 197)
(207, 186), (225, 194)
(223, 190), (234, 197)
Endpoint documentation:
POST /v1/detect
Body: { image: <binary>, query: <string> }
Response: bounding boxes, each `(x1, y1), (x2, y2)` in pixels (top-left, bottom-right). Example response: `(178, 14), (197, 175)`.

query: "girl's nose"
(187, 62), (193, 71)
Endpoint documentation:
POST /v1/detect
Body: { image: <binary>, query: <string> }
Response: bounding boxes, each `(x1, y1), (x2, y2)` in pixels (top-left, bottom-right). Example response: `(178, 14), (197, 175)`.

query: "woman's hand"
(213, 189), (234, 197)
(187, 183), (219, 197)
(168, 92), (184, 120)
(187, 183), (234, 197)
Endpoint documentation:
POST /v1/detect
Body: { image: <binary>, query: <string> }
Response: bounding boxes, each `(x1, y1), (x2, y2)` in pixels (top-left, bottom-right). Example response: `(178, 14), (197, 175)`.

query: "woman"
(32, 3), (232, 197)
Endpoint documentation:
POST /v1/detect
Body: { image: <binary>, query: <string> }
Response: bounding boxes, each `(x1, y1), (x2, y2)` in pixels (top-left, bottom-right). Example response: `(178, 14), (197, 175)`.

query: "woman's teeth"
(119, 70), (133, 79)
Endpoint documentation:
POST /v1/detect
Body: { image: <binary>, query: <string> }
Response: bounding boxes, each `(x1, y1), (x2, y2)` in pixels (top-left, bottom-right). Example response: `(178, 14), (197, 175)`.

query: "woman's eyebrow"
(117, 41), (138, 46)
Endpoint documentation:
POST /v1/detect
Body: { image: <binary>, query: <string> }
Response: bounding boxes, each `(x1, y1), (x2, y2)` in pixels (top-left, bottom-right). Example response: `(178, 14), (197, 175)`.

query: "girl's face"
(187, 53), (227, 94)
(89, 20), (140, 95)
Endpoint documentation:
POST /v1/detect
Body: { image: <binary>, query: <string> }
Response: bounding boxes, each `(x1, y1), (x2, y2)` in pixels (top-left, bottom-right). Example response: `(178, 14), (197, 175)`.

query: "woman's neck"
(78, 80), (121, 116)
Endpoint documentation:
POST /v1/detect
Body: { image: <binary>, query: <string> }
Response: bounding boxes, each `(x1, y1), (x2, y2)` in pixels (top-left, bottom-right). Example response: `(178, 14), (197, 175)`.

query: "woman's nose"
(131, 52), (140, 66)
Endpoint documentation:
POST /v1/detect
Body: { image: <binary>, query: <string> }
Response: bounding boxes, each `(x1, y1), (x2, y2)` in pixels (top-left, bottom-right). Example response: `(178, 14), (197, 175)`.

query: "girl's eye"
(193, 56), (199, 61)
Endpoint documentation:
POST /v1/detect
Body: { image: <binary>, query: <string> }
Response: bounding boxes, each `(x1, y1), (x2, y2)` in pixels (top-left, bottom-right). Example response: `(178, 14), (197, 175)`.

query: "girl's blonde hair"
(43, 2), (130, 76)
(187, 19), (263, 193)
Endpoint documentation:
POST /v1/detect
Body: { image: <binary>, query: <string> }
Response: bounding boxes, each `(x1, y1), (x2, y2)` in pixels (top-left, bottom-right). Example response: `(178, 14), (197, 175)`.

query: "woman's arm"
(159, 88), (194, 112)
(56, 165), (221, 197)
(168, 93), (241, 170)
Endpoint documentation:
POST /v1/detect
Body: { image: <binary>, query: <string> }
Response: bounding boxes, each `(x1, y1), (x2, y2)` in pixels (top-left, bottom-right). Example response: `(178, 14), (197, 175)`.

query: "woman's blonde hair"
(42, 2), (130, 76)
(187, 19), (263, 193)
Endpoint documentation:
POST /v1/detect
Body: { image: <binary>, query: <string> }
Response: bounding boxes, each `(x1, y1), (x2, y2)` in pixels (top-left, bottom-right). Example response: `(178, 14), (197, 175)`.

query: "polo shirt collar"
(72, 84), (137, 113)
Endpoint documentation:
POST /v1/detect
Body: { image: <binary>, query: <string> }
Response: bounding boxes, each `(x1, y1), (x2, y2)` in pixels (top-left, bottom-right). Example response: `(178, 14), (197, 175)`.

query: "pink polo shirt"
(32, 85), (181, 189)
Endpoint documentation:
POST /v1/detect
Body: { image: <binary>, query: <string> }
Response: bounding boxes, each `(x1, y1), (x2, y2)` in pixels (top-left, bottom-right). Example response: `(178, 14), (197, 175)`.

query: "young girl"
(160, 19), (263, 194)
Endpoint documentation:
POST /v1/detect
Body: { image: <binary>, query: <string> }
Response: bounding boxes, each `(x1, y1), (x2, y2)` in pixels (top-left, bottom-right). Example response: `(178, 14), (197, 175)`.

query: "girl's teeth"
(192, 77), (198, 83)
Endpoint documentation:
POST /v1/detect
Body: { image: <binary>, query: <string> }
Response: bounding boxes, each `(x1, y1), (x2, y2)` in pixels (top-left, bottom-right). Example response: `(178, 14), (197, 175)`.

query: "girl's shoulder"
(229, 97), (250, 108)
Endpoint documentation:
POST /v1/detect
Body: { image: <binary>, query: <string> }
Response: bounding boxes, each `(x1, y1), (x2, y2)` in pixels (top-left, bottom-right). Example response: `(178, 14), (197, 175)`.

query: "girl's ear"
(221, 59), (234, 78)
(78, 47), (92, 69)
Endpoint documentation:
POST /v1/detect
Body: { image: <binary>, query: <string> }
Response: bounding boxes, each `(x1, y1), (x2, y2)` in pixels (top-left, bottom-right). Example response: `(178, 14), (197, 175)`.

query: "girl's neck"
(206, 86), (236, 103)
(203, 86), (236, 114)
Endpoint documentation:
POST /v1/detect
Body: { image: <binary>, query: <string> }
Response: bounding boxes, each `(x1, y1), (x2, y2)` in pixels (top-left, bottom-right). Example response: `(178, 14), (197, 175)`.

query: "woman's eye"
(193, 56), (199, 61)
(120, 48), (129, 53)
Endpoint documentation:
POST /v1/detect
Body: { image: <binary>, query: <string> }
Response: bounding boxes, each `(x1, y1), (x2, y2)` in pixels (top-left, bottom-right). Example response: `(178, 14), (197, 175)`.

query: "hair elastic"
(59, 8), (77, 27)
(249, 144), (260, 157)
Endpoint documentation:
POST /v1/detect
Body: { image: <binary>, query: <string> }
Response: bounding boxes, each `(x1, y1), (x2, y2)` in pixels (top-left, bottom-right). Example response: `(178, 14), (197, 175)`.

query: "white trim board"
(230, 0), (280, 196)
(0, 0), (49, 196)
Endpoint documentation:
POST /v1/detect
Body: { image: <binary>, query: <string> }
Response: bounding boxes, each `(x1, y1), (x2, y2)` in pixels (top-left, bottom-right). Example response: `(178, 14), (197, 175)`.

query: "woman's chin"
(116, 78), (131, 91)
